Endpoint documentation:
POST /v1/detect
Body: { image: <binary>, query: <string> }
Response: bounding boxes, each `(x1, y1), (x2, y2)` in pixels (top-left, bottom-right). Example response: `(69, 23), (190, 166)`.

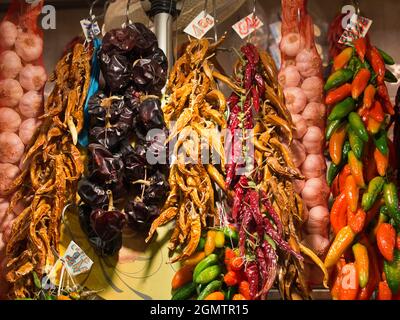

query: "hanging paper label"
(61, 241), (93, 276)
(80, 18), (101, 41)
(183, 10), (215, 39)
(338, 14), (372, 45)
(232, 13), (264, 39)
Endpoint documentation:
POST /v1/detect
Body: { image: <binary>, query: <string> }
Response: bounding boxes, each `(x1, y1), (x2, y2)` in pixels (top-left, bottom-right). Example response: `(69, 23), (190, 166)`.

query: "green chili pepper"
(373, 130), (389, 156)
(328, 97), (356, 121)
(327, 141), (351, 186)
(378, 48), (395, 65)
(347, 56), (363, 77)
(197, 280), (222, 300)
(197, 237), (206, 251)
(385, 69), (398, 83)
(384, 250), (400, 294)
(326, 119), (343, 140)
(223, 225), (239, 244)
(361, 176), (385, 211)
(193, 254), (218, 281)
(383, 183), (400, 226)
(225, 286), (237, 300)
(172, 282), (197, 300)
(324, 69), (354, 91)
(195, 265), (222, 284)
(348, 112), (369, 142)
(348, 127), (364, 159)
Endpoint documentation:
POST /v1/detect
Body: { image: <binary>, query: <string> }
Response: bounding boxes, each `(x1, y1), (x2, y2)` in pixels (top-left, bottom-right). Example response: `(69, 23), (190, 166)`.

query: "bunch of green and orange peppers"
(323, 36), (400, 300)
(171, 226), (252, 300)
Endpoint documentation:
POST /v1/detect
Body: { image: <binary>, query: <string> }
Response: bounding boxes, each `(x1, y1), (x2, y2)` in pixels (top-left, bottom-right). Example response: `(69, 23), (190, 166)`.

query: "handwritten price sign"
(338, 14), (372, 45)
(62, 241), (93, 276)
(232, 13), (263, 39)
(184, 10), (215, 39)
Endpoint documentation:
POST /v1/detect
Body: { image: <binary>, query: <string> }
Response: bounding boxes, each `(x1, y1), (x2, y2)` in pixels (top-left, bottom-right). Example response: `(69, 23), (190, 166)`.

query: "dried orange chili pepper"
(374, 147), (389, 177)
(363, 84), (376, 109)
(352, 68), (371, 100)
(330, 192), (348, 235)
(330, 124), (347, 165)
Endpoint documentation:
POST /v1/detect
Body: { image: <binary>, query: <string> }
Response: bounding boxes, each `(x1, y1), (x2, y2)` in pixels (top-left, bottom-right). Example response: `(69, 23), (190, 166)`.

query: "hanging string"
(212, 0), (217, 42)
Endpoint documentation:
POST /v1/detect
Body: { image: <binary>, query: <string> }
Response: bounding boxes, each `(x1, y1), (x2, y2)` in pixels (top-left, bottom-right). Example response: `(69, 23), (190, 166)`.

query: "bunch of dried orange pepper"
(324, 34), (400, 300)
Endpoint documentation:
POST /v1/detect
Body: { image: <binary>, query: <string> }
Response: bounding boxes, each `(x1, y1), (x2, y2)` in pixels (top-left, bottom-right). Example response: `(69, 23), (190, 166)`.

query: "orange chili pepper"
(378, 281), (393, 300)
(329, 124), (347, 165)
(376, 223), (395, 262)
(353, 37), (367, 62)
(348, 151), (365, 188)
(347, 207), (366, 234)
(338, 263), (359, 300)
(204, 291), (225, 300)
(224, 248), (236, 271)
(171, 264), (194, 290)
(232, 294), (246, 300)
(238, 281), (251, 300)
(331, 258), (346, 300)
(338, 164), (351, 193)
(367, 46), (386, 85)
(377, 84), (394, 115)
(369, 100), (384, 122)
(352, 68), (371, 100)
(374, 147), (389, 177)
(353, 243), (369, 288)
(204, 230), (216, 256)
(184, 251), (206, 267)
(224, 271), (239, 287)
(333, 47), (354, 71)
(363, 84), (376, 109)
(367, 117), (382, 135)
(230, 256), (244, 271)
(344, 175), (359, 212)
(325, 83), (352, 105)
(330, 192), (348, 235)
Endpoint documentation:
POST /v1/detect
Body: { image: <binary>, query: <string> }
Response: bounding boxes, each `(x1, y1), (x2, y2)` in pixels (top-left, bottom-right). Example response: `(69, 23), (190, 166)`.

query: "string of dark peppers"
(77, 23), (169, 256)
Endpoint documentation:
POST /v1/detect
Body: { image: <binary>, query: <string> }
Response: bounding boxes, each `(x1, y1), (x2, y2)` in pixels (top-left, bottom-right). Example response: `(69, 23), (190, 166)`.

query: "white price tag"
(61, 241), (93, 276)
(338, 14), (372, 45)
(232, 13), (264, 39)
(183, 10), (215, 39)
(80, 18), (101, 42)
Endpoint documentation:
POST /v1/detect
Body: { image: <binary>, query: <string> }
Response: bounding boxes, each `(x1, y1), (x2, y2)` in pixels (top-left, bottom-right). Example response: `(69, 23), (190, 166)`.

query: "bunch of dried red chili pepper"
(324, 34), (400, 300)
(220, 43), (327, 300)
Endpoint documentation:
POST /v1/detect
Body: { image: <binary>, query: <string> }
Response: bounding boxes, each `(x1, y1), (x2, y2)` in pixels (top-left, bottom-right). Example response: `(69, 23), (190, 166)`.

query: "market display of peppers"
(324, 35), (400, 300)
(0, 0), (399, 301)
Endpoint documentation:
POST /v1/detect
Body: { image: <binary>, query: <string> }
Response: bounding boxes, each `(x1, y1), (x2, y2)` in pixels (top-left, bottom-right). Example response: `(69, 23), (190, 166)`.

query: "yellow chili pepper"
(214, 231), (225, 248)
(348, 150), (366, 188)
(184, 251), (206, 267)
(325, 226), (356, 268)
(333, 47), (354, 71)
(329, 124), (347, 165)
(353, 243), (369, 288)
(367, 117), (382, 135)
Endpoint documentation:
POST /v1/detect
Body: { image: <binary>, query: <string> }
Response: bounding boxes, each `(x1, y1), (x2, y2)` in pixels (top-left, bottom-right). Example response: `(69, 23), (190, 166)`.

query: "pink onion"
(0, 132), (24, 163)
(302, 126), (323, 154)
(305, 206), (329, 236)
(280, 33), (304, 57)
(19, 64), (47, 91)
(18, 91), (43, 118)
(301, 76), (323, 102)
(278, 66), (301, 88)
(0, 79), (23, 107)
(303, 234), (330, 256)
(301, 177), (329, 208)
(0, 21), (18, 49)
(15, 32), (43, 62)
(0, 50), (22, 79)
(290, 139), (306, 168)
(302, 102), (326, 128)
(283, 87), (307, 114)
(0, 163), (20, 195)
(296, 49), (320, 78)
(301, 154), (326, 179)
(291, 114), (307, 139)
(0, 107), (21, 133)
(18, 118), (42, 145)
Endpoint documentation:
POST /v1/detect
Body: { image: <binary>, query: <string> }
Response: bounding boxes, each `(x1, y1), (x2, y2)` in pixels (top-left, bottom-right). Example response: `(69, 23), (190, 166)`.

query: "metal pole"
(153, 12), (174, 73)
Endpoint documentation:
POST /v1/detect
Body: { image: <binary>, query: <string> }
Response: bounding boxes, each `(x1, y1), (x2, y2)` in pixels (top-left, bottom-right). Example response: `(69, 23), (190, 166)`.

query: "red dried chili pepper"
(367, 46), (386, 85)
(245, 261), (259, 300)
(251, 86), (260, 113)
